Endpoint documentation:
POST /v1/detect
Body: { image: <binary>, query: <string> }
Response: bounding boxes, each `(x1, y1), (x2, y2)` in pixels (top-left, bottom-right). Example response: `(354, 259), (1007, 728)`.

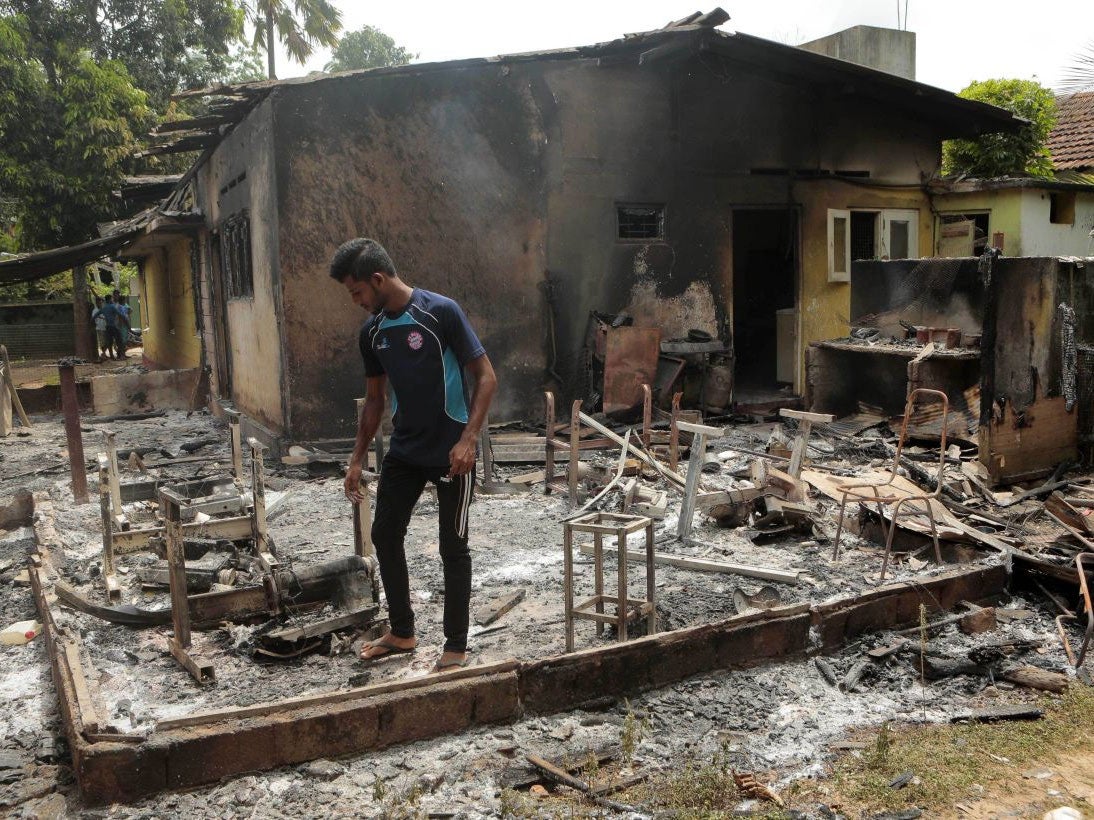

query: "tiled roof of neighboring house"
(1049, 91), (1094, 171)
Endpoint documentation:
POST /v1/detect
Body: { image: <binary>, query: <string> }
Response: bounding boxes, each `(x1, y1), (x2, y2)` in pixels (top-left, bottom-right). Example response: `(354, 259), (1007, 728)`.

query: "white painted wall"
(1019, 189), (1094, 257)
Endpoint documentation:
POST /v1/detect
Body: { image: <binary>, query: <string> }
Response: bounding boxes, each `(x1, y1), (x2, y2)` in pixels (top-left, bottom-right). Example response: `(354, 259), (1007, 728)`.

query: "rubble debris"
(474, 589), (526, 627)
(0, 344), (31, 432)
(958, 606), (997, 635)
(999, 665), (1070, 693)
(0, 488), (33, 530)
(577, 543), (801, 583)
(54, 580), (171, 626)
(814, 657), (839, 687)
(949, 704), (1044, 723)
(839, 656), (872, 693)
(732, 771), (783, 807)
(731, 585), (780, 613)
(255, 605), (380, 659)
(524, 754), (638, 813)
(779, 408), (834, 478)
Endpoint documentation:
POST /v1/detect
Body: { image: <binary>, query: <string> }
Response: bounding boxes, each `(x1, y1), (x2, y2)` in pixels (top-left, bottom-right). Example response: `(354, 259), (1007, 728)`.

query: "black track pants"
(370, 456), (474, 652)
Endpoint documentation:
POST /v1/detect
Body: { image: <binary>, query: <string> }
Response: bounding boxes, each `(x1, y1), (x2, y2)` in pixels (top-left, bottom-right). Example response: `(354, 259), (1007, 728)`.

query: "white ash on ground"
(0, 408), (1084, 817)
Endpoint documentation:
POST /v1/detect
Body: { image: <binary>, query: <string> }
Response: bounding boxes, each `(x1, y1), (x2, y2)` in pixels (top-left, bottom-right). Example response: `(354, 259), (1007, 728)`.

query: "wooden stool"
(563, 512), (656, 652)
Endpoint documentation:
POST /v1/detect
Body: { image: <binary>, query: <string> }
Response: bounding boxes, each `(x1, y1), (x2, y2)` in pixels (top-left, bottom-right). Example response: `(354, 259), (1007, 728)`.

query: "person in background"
(99, 294), (123, 360)
(91, 296), (108, 362)
(112, 290), (131, 358)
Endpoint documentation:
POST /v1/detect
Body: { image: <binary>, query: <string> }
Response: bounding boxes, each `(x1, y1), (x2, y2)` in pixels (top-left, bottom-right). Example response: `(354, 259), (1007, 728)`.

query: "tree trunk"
(266, 8), (276, 79)
(72, 265), (94, 360)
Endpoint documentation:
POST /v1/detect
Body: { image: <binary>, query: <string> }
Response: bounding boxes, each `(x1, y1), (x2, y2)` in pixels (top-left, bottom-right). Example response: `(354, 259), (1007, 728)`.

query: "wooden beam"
(578, 411), (686, 488)
(155, 659), (522, 731)
(578, 543), (801, 583)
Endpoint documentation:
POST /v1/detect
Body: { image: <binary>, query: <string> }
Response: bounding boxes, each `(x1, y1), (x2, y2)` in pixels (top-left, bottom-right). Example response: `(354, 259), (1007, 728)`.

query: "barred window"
(617, 204), (665, 240)
(220, 212), (253, 299)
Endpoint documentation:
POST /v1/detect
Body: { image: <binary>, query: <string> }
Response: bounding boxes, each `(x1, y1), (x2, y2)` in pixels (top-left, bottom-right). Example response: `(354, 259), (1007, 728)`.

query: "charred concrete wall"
(216, 50), (958, 439)
(544, 55), (944, 396)
(979, 257), (1094, 483)
(195, 97), (286, 433)
(273, 67), (549, 440)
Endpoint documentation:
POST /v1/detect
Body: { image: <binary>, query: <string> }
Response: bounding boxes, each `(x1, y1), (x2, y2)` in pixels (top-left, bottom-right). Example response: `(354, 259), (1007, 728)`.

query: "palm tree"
(1060, 41), (1094, 94)
(243, 0), (343, 80)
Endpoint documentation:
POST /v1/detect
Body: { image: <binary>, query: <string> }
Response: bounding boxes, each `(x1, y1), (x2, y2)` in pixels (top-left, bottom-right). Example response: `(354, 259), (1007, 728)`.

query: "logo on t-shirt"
(407, 331), (424, 350)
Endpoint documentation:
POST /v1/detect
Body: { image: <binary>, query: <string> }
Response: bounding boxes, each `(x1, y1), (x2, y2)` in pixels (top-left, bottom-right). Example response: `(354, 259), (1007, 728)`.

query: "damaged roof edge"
(162, 24), (1021, 180)
(709, 31), (1024, 138)
(931, 176), (1094, 194)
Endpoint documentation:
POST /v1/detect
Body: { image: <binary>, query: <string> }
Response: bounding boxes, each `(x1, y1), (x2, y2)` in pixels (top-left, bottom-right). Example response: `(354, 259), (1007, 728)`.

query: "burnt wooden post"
(0, 345), (31, 430)
(160, 487), (214, 684)
(72, 264), (94, 360)
(248, 437), (278, 573)
(226, 410), (243, 486)
(544, 392), (556, 496)
(779, 408), (834, 479)
(59, 362), (88, 503)
(676, 420), (725, 542)
(480, 411), (494, 483)
(641, 384), (652, 449)
(568, 399), (581, 506)
(352, 398), (375, 558)
(103, 430), (127, 530)
(669, 392), (683, 472)
(97, 454), (120, 598)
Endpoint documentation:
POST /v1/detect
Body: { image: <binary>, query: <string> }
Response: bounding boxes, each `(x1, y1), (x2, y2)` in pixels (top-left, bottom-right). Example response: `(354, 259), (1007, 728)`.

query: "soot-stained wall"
(264, 50), (956, 439)
(274, 66), (550, 440)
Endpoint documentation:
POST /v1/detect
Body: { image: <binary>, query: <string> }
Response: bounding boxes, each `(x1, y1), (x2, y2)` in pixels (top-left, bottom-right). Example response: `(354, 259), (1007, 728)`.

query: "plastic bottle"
(0, 619), (42, 645)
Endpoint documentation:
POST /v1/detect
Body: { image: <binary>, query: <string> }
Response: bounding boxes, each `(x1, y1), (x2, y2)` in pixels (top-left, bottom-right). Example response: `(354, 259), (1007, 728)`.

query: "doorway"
(732, 209), (798, 399)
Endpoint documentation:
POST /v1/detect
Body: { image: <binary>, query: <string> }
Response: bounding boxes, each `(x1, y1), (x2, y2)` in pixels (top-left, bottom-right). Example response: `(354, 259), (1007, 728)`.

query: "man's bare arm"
(344, 374), (386, 501)
(448, 354), (498, 476)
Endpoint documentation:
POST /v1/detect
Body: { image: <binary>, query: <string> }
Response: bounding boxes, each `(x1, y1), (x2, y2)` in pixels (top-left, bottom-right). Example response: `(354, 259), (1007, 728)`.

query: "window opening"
(850, 212), (877, 261)
(1050, 192), (1075, 225)
(220, 212), (253, 298)
(617, 205), (665, 240)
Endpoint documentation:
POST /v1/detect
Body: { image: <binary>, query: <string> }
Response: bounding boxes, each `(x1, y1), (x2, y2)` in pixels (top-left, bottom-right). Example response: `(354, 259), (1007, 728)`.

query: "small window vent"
(617, 204), (665, 240)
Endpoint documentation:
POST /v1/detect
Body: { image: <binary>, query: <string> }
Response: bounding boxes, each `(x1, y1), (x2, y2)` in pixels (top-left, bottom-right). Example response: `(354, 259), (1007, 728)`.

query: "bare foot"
(358, 631), (417, 661)
(433, 649), (469, 672)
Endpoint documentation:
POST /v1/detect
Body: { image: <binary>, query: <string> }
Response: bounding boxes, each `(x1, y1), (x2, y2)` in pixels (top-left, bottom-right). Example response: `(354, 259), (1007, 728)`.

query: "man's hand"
(448, 434), (477, 477)
(344, 462), (365, 503)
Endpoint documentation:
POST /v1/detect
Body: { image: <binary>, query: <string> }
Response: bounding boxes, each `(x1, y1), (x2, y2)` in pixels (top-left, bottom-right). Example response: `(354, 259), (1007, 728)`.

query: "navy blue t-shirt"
(359, 289), (486, 467)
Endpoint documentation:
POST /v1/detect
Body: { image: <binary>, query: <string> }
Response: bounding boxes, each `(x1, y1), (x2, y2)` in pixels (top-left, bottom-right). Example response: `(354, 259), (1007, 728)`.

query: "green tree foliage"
(242, 0), (342, 79)
(942, 78), (1058, 179)
(324, 25), (415, 73)
(0, 16), (152, 249)
(0, 0), (245, 111)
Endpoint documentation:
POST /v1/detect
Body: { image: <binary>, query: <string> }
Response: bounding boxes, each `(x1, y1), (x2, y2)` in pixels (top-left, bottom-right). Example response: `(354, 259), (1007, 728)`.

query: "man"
(112, 290), (131, 357)
(91, 297), (108, 361)
(331, 238), (497, 672)
(99, 294), (123, 360)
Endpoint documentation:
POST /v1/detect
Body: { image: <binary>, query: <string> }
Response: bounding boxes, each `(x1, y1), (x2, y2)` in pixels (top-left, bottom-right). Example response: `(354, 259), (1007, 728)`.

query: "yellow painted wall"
(934, 189), (1022, 255)
(795, 180), (935, 389)
(140, 238), (201, 370)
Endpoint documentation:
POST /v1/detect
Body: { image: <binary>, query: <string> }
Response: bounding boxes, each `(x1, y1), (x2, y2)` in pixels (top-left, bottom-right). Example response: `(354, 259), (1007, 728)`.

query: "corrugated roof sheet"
(1049, 91), (1094, 171)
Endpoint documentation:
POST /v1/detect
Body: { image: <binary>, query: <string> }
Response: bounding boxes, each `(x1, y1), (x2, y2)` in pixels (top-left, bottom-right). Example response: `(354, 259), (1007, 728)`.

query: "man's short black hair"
(329, 238), (397, 282)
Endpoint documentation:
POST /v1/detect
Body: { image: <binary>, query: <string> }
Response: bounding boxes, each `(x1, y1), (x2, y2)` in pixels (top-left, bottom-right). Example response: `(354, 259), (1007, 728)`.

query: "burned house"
(118, 16), (1020, 444)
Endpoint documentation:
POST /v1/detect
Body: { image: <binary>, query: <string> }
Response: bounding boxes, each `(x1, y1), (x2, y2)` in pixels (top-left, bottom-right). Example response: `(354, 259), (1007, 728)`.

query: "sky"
(272, 0), (1094, 93)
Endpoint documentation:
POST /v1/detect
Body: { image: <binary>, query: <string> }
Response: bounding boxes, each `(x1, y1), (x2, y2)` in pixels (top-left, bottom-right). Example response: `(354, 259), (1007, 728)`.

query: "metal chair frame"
(832, 388), (950, 582)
